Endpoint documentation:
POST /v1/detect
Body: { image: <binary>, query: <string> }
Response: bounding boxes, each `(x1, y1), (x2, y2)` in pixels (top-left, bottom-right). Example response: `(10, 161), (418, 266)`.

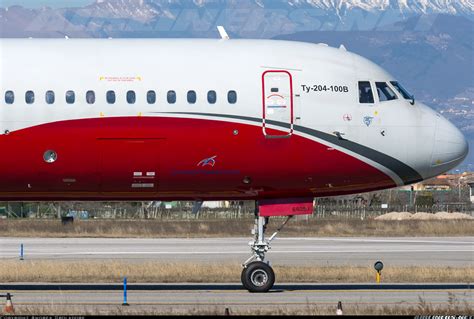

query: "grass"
(9, 300), (474, 316)
(1, 218), (473, 238)
(1, 261), (473, 283)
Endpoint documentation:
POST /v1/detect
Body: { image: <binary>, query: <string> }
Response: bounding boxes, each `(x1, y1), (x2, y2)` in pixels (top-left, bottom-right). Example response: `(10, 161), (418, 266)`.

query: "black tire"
(241, 261), (275, 293)
(241, 267), (250, 291)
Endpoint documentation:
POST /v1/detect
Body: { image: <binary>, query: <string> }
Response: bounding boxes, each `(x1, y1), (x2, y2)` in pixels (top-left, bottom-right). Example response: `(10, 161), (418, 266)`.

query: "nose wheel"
(241, 204), (293, 293)
(241, 261), (275, 293)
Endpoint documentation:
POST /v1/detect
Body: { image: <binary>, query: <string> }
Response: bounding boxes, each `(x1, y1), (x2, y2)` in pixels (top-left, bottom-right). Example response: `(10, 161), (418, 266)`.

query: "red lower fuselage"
(0, 116), (395, 201)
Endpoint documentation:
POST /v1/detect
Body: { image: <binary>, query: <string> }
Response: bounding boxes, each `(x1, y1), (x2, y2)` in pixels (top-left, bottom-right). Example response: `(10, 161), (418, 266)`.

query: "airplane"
(0, 29), (469, 292)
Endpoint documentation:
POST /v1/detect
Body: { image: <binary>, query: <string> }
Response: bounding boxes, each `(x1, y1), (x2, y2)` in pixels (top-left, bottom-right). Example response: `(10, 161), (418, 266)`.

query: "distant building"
(469, 183), (474, 204)
(415, 178), (452, 191)
(202, 201), (231, 209)
(466, 176), (474, 204)
(407, 172), (473, 192)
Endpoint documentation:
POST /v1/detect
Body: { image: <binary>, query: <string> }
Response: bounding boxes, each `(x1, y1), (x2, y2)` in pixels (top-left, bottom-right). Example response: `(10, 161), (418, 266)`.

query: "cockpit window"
(358, 81), (374, 104)
(376, 82), (397, 102)
(390, 81), (412, 100)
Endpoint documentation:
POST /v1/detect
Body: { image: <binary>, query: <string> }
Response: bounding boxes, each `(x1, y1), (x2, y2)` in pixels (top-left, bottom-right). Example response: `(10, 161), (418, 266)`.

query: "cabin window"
(167, 90), (176, 104)
(147, 90), (156, 104)
(5, 91), (14, 104)
(228, 90), (237, 104)
(45, 91), (55, 104)
(207, 90), (217, 104)
(86, 91), (95, 104)
(127, 90), (136, 104)
(358, 82), (374, 104)
(390, 81), (412, 100)
(106, 91), (116, 104)
(376, 82), (397, 102)
(187, 90), (197, 104)
(66, 90), (75, 104)
(25, 91), (35, 104)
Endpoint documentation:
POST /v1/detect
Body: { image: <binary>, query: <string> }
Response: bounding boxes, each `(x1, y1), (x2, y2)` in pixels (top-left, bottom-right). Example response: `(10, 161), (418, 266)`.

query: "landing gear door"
(262, 71), (294, 138)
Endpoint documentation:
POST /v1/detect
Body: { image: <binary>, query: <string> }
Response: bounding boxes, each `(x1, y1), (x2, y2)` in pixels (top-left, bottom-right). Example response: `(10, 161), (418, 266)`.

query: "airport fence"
(1, 201), (472, 220)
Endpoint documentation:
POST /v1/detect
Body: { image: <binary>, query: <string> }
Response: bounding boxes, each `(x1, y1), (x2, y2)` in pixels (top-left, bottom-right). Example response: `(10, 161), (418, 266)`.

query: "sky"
(0, 0), (94, 8)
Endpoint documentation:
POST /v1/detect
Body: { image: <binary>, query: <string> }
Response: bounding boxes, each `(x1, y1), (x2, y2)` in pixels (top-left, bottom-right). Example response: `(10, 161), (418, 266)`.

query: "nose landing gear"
(241, 208), (293, 293)
(241, 260), (275, 293)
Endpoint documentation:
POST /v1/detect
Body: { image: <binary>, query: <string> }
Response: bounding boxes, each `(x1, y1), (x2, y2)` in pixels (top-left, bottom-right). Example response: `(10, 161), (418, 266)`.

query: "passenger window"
(147, 90), (156, 104)
(66, 90), (75, 104)
(25, 91), (35, 104)
(376, 82), (397, 102)
(358, 82), (374, 104)
(127, 90), (136, 104)
(106, 91), (116, 104)
(5, 91), (14, 104)
(86, 91), (95, 104)
(390, 81), (412, 100)
(228, 90), (237, 104)
(207, 91), (217, 104)
(187, 90), (197, 104)
(167, 90), (176, 104)
(45, 91), (55, 104)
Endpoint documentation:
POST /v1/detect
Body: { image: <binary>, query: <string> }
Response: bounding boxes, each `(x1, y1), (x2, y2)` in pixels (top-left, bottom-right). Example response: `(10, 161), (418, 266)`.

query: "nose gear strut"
(241, 203), (293, 292)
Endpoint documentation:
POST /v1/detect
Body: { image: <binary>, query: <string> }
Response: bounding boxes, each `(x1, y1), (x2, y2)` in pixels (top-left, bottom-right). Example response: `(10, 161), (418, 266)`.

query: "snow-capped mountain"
(291, 0), (474, 15)
(77, 0), (474, 21)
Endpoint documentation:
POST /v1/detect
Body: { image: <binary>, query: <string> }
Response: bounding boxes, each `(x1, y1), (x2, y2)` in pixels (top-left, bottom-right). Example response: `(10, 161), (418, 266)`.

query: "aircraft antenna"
(217, 26), (230, 40)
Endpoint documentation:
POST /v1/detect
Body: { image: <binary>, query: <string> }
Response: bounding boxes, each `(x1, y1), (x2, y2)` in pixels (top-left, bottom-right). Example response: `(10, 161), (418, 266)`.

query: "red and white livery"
(0, 36), (468, 292)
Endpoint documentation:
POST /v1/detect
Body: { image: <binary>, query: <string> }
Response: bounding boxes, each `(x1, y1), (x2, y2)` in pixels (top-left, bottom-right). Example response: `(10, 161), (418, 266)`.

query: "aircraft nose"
(431, 115), (469, 174)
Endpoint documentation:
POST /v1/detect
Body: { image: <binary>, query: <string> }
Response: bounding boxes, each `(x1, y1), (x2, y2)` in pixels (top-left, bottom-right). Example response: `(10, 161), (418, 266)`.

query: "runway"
(4, 283), (473, 311)
(1, 237), (473, 266)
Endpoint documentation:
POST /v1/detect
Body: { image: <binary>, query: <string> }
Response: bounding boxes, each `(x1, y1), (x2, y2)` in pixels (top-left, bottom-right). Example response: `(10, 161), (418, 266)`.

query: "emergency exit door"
(262, 70), (294, 137)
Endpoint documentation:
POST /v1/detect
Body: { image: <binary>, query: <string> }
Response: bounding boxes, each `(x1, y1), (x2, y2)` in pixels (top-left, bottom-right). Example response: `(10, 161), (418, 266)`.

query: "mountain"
(0, 0), (473, 170)
(1, 1), (474, 38)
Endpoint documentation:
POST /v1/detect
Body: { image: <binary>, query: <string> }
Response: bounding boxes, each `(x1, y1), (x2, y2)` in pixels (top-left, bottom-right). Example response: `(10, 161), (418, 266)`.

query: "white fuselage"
(0, 39), (468, 200)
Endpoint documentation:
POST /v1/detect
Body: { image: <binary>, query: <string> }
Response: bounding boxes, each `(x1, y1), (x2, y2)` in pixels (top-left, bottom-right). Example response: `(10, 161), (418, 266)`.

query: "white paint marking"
(1, 249), (472, 258)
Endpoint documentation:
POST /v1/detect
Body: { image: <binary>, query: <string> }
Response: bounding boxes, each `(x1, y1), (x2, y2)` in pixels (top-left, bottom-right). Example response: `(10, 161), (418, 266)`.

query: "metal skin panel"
(259, 198), (314, 217)
(0, 39), (468, 201)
